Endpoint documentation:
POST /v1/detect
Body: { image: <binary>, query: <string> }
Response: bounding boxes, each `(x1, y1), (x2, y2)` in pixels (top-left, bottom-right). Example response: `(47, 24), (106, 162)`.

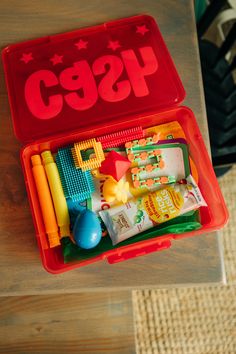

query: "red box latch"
(107, 240), (171, 264)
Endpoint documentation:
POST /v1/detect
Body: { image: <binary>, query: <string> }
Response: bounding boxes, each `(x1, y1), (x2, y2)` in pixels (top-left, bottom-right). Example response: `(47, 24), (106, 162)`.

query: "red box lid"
(2, 15), (185, 143)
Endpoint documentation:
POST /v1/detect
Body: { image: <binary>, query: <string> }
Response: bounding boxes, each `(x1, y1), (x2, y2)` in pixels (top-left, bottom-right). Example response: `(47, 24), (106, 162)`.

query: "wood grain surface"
(0, 291), (135, 353)
(0, 0), (225, 296)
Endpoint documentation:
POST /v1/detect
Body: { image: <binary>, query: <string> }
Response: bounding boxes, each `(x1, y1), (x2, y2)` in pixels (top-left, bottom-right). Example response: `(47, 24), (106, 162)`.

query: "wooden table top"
(0, 0), (225, 296)
(0, 291), (135, 353)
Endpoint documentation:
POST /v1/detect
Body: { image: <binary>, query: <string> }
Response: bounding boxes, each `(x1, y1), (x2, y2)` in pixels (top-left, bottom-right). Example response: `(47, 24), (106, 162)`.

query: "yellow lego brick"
(73, 139), (105, 171)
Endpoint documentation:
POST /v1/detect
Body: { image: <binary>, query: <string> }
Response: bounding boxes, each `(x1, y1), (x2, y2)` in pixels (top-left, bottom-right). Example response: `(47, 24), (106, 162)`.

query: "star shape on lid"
(107, 40), (121, 51)
(50, 54), (63, 65)
(20, 52), (33, 64)
(75, 39), (88, 50)
(136, 25), (149, 35)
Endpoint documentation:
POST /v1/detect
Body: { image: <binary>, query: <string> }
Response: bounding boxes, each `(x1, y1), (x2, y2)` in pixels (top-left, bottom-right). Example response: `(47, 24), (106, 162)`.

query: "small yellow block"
(73, 139), (105, 171)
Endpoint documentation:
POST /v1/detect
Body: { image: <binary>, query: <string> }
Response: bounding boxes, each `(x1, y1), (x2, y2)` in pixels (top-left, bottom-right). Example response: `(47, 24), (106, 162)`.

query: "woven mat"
(133, 166), (236, 354)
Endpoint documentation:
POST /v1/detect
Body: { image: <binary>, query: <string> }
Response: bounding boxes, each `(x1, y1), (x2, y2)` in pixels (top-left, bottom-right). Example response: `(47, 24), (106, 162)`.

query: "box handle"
(107, 240), (171, 264)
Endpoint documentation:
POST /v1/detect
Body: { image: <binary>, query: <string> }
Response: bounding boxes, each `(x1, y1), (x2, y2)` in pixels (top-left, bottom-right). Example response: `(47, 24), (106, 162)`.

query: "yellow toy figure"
(103, 177), (129, 204)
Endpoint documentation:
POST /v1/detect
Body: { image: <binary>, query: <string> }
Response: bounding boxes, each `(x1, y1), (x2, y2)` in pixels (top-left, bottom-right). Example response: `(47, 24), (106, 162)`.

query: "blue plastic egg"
(73, 210), (102, 249)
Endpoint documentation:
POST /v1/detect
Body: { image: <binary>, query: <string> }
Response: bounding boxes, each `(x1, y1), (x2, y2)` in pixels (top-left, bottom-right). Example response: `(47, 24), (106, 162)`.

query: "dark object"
(198, 0), (236, 174)
(214, 166), (232, 177)
(197, 0), (227, 38)
(206, 105), (236, 130)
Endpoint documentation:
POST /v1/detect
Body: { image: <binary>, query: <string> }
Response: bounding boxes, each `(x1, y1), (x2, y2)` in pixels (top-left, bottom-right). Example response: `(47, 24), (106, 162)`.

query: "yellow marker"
(31, 155), (60, 248)
(41, 150), (70, 238)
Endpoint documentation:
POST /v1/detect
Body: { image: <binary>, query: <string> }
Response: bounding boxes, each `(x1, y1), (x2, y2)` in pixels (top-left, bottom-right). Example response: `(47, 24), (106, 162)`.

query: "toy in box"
(2, 15), (228, 273)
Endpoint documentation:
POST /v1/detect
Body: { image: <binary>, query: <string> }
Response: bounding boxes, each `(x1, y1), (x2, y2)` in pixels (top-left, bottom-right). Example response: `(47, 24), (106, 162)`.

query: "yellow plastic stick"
(31, 155), (60, 248)
(41, 150), (70, 238)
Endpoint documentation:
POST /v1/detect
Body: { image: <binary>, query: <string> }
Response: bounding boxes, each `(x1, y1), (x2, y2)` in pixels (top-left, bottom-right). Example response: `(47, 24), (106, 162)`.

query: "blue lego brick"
(56, 146), (95, 202)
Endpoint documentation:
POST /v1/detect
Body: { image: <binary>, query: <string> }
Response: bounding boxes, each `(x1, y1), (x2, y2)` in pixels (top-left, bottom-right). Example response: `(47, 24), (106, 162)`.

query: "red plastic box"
(2, 15), (228, 273)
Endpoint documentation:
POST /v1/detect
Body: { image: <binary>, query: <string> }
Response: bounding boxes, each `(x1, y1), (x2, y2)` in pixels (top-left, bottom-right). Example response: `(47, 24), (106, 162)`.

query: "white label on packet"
(100, 201), (153, 245)
(99, 175), (207, 245)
